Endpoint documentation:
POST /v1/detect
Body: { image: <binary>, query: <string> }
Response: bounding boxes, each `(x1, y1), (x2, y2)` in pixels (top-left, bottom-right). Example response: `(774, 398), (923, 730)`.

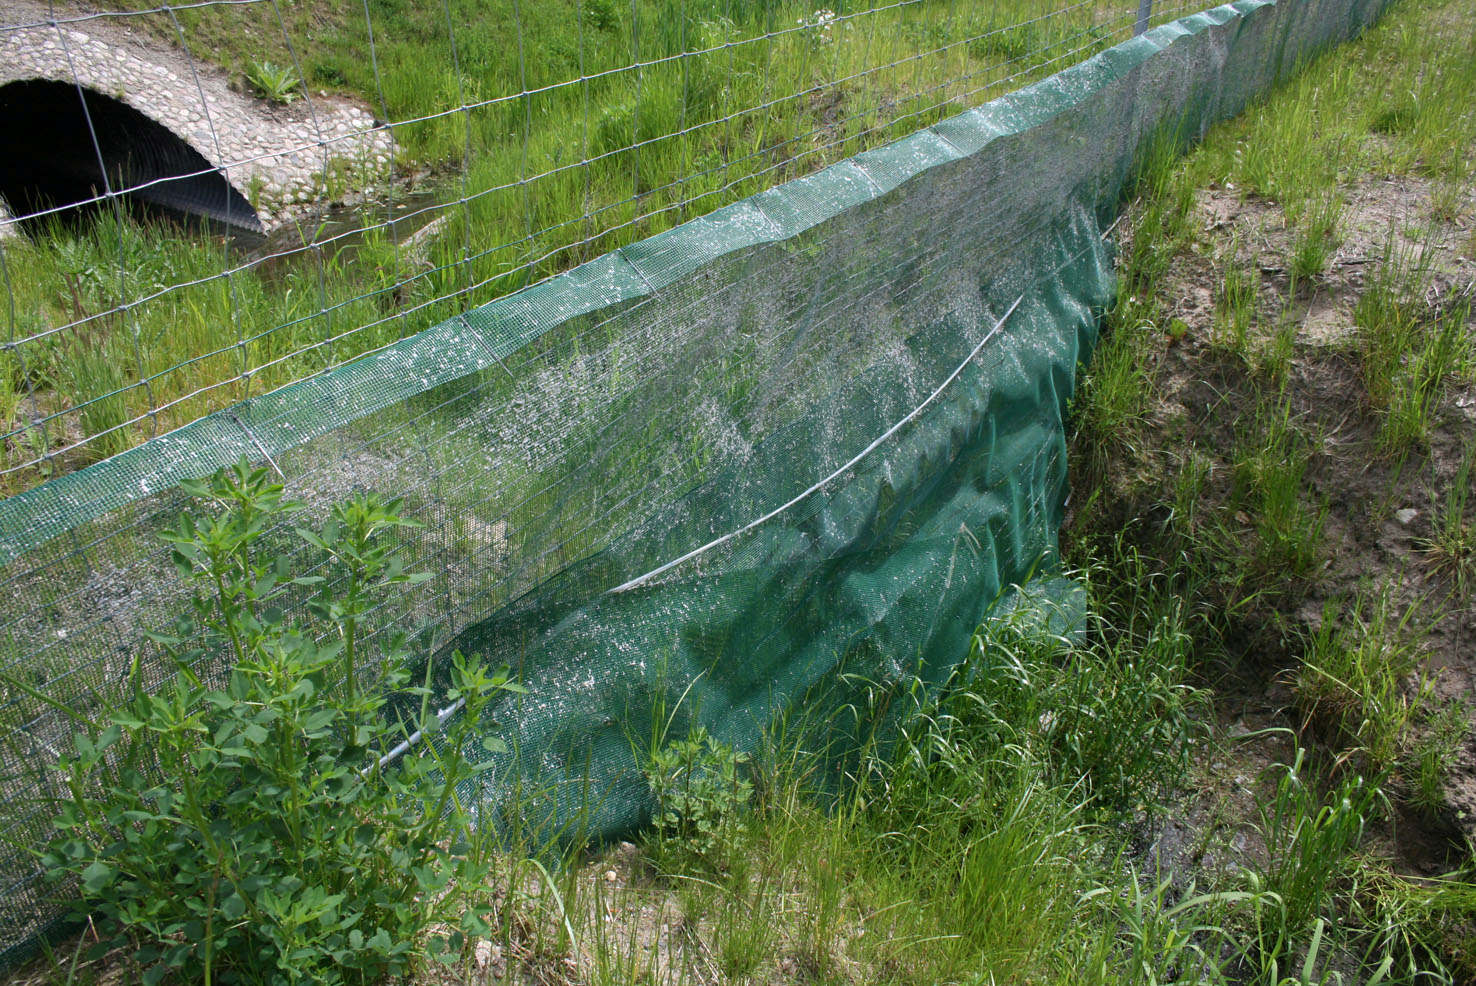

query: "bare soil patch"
(1083, 163), (1476, 873)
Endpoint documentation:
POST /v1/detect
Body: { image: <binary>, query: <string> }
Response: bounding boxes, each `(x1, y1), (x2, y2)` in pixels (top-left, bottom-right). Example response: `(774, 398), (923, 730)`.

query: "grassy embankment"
(0, 0), (1141, 490)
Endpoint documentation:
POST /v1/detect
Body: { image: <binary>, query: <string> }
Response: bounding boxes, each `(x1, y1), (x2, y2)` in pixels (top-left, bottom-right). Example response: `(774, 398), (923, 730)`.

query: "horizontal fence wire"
(0, 0), (1196, 488)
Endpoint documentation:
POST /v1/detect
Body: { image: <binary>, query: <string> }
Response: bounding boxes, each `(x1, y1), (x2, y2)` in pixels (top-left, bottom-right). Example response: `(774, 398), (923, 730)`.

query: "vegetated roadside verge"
(1071, 0), (1475, 822)
(9, 2), (1476, 984)
(443, 1), (1476, 981)
(1068, 0), (1476, 967)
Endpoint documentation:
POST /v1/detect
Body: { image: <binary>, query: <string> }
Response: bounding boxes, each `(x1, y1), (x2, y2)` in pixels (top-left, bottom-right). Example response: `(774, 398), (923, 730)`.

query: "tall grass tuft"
(1244, 747), (1381, 971)
(1420, 441), (1476, 591)
(1294, 588), (1424, 770)
(1354, 242), (1472, 453)
(1231, 398), (1327, 579)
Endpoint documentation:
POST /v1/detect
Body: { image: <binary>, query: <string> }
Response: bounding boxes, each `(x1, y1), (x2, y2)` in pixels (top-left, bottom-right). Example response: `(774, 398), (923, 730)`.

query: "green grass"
(1294, 589), (1427, 772)
(9, 1), (1476, 983)
(1230, 397), (1327, 579)
(574, 563), (1213, 986)
(482, 2), (1476, 979)
(1059, 1), (1476, 981)
(1378, 296), (1473, 453)
(2, 0), (1136, 493)
(1420, 440), (1476, 592)
(1405, 698), (1469, 815)
(1347, 865), (1476, 984)
(1287, 190), (1345, 280)
(1068, 124), (1201, 489)
(439, 549), (1453, 986)
(1248, 747), (1381, 961)
(23, 534), (1445, 986)
(1070, 319), (1156, 485)
(1213, 236), (1259, 354)
(1353, 243), (1475, 453)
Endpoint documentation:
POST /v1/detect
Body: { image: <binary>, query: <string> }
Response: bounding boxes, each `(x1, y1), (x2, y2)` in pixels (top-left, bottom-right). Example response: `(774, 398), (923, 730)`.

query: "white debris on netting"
(288, 449), (406, 514)
(694, 396), (754, 466)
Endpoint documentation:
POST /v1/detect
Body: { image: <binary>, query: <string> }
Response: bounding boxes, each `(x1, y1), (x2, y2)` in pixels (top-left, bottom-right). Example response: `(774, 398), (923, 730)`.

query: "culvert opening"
(0, 79), (262, 236)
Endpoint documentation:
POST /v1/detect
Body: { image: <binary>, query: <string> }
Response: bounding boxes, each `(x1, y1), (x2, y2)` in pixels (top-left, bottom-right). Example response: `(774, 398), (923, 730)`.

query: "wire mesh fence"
(0, 0), (1198, 490)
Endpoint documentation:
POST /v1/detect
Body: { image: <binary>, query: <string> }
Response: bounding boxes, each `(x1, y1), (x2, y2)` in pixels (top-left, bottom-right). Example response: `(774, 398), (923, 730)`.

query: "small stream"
(248, 181), (453, 276)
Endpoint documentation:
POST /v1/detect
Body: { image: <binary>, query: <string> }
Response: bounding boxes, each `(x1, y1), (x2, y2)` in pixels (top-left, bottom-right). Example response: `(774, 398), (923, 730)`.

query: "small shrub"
(245, 61), (301, 104)
(583, 0), (618, 33)
(43, 461), (522, 986)
(644, 726), (752, 864)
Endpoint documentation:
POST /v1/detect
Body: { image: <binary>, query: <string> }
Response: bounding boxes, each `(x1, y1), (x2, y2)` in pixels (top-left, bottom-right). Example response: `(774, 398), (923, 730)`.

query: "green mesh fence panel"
(0, 0), (1391, 963)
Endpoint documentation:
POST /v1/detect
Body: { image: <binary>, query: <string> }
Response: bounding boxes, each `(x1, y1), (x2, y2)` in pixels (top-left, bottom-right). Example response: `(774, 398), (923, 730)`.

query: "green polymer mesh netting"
(0, 0), (1391, 962)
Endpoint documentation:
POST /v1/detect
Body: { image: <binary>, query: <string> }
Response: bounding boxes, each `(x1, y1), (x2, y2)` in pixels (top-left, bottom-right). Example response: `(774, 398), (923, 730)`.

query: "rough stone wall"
(0, 7), (395, 227)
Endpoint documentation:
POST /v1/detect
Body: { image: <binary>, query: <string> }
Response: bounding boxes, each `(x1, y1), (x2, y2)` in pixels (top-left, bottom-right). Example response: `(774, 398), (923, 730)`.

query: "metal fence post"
(1135, 0), (1153, 35)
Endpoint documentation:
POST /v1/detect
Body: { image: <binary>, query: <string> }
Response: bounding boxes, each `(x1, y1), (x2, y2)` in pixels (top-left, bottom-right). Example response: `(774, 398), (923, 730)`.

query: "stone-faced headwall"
(0, 7), (395, 230)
